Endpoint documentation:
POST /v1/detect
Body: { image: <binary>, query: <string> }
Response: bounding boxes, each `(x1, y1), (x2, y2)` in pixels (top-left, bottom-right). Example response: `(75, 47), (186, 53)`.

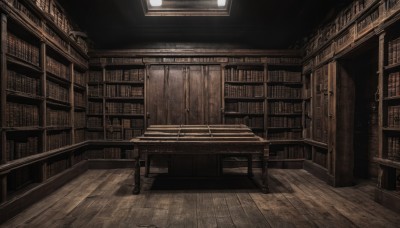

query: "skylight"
(141, 0), (232, 16)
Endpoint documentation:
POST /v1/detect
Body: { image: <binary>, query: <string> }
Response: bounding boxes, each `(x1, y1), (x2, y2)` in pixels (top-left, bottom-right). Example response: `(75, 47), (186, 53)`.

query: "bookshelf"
(223, 63), (266, 138)
(0, 0), (89, 218)
(376, 21), (400, 212)
(87, 61), (146, 147)
(266, 58), (304, 167)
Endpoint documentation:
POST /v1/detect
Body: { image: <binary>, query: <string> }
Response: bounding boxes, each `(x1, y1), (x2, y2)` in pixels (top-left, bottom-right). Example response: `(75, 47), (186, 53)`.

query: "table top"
(131, 124), (267, 145)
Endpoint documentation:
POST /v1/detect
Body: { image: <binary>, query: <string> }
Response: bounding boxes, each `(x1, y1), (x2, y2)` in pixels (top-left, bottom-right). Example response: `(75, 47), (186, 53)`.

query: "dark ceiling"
(59, 0), (351, 50)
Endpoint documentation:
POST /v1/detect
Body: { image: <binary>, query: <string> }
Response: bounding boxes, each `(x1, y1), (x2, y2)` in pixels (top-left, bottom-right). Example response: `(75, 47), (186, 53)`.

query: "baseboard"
(303, 160), (331, 183)
(0, 161), (88, 224)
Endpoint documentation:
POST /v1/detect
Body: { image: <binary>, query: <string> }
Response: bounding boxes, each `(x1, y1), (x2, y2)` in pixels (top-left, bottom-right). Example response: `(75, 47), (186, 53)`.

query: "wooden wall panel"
(188, 65), (205, 124)
(208, 65), (222, 124)
(167, 65), (185, 125)
(147, 65), (167, 125)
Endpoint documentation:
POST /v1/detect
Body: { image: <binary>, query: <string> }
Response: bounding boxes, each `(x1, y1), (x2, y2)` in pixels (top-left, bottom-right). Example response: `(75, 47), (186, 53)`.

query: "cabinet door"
(147, 65), (167, 125)
(147, 64), (221, 126)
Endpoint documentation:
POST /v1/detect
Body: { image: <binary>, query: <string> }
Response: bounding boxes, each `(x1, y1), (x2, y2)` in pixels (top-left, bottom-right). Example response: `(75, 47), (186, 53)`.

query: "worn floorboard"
(1, 168), (399, 228)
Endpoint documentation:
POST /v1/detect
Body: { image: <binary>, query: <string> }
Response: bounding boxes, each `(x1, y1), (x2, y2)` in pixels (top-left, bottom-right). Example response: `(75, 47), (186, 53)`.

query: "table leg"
(261, 152), (269, 194)
(247, 154), (253, 177)
(133, 150), (141, 194)
(145, 154), (150, 177)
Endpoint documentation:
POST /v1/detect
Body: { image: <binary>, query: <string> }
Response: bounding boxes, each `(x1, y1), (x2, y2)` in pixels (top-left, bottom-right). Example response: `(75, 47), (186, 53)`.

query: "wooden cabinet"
(147, 64), (222, 126)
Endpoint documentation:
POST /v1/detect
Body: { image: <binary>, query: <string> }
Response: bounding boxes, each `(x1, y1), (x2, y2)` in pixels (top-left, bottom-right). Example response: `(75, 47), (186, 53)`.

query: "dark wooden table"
(130, 124), (269, 194)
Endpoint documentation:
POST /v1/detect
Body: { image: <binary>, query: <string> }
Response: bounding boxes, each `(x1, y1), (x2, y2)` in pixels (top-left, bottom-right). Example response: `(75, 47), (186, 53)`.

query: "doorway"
(337, 44), (379, 181)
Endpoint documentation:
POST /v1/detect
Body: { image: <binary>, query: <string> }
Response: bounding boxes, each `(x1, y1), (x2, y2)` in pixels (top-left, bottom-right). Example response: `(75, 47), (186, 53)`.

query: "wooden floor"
(2, 168), (400, 228)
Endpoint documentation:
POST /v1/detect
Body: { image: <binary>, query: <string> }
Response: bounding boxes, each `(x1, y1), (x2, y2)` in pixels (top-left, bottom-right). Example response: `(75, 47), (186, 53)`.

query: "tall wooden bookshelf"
(223, 62), (266, 138)
(266, 57), (304, 168)
(87, 58), (145, 161)
(0, 0), (88, 221)
(301, 0), (400, 212)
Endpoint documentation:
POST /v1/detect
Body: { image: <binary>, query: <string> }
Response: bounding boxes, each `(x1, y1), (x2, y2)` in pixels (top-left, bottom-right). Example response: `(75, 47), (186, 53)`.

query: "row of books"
(268, 71), (302, 83)
(47, 131), (71, 151)
(88, 85), (103, 97)
(6, 102), (39, 127)
(105, 69), (145, 82)
(74, 71), (87, 86)
(225, 101), (264, 114)
(8, 0), (41, 26)
(387, 136), (400, 161)
(88, 102), (103, 114)
(267, 57), (301, 65)
(267, 86), (302, 98)
(356, 7), (379, 32)
(224, 69), (264, 82)
(7, 33), (40, 66)
(269, 145), (304, 159)
(387, 72), (400, 98)
(46, 56), (71, 81)
(7, 70), (40, 96)
(46, 108), (70, 127)
(388, 105), (400, 127)
(268, 117), (302, 128)
(87, 117), (103, 128)
(388, 36), (400, 66)
(106, 128), (143, 140)
(46, 156), (69, 179)
(6, 136), (40, 161)
(267, 130), (302, 140)
(107, 117), (144, 129)
(224, 85), (264, 98)
(103, 57), (143, 65)
(86, 148), (122, 159)
(106, 131), (122, 140)
(225, 116), (263, 128)
(47, 80), (69, 103)
(75, 130), (85, 143)
(105, 102), (144, 114)
(33, 0), (73, 35)
(86, 131), (104, 140)
(74, 111), (86, 128)
(89, 71), (103, 82)
(268, 102), (302, 114)
(105, 85), (144, 97)
(74, 91), (86, 107)
(44, 23), (68, 51)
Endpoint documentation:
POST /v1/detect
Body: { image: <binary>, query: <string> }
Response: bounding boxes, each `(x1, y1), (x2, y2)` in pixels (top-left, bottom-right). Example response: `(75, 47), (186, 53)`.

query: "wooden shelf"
(6, 55), (42, 73)
(267, 139), (304, 145)
(88, 96), (103, 100)
(47, 127), (72, 132)
(373, 157), (400, 169)
(6, 90), (44, 102)
(105, 114), (144, 117)
(87, 127), (104, 131)
(303, 139), (328, 149)
(104, 81), (144, 85)
(224, 81), (264, 85)
(268, 113), (302, 116)
(104, 97), (144, 101)
(267, 127), (302, 130)
(267, 81), (302, 85)
(383, 96), (400, 101)
(74, 106), (86, 111)
(3, 126), (44, 132)
(87, 114), (103, 116)
(73, 84), (86, 91)
(46, 71), (71, 85)
(267, 98), (302, 101)
(384, 62), (400, 71)
(225, 97), (265, 101)
(46, 99), (71, 109)
(224, 112), (264, 116)
(383, 127), (400, 132)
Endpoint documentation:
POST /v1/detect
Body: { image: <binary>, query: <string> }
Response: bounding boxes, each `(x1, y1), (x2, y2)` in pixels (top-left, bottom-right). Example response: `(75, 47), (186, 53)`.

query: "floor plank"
(1, 168), (399, 228)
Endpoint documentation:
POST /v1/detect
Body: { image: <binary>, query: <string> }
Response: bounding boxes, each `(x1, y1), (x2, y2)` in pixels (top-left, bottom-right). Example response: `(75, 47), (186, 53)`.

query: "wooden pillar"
(0, 14), (7, 164)
(377, 32), (385, 160)
(327, 61), (337, 177)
